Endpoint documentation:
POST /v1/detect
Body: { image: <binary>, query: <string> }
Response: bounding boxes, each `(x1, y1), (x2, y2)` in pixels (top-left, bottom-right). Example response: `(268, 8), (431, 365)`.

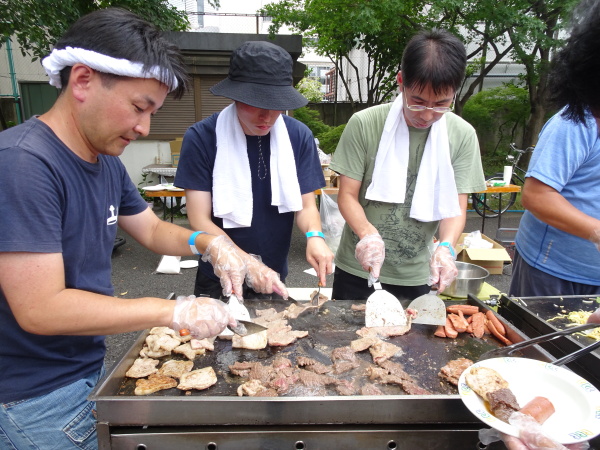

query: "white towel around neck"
(365, 94), (461, 222)
(212, 104), (302, 228)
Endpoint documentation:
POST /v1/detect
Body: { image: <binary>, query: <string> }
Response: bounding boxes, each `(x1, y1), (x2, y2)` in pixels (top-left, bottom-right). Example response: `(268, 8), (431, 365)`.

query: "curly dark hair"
(548, 0), (600, 123)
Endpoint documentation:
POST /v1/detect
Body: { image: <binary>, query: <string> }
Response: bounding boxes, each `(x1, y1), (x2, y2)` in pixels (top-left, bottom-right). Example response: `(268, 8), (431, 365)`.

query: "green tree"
(0, 0), (222, 61)
(261, 0), (424, 110)
(426, 0), (579, 148)
(297, 77), (324, 103)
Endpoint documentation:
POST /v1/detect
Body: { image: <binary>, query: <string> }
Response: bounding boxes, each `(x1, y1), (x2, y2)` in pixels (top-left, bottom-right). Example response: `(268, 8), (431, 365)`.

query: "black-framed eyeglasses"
(403, 90), (456, 113)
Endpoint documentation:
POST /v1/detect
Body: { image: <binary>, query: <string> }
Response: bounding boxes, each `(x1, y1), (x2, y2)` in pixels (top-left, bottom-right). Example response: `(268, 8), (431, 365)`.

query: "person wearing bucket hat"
(175, 41), (334, 300)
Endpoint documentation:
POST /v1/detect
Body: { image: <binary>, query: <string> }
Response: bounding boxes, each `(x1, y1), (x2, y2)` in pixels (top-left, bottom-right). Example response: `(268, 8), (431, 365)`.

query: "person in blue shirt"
(175, 41), (334, 300)
(509, 0), (600, 298)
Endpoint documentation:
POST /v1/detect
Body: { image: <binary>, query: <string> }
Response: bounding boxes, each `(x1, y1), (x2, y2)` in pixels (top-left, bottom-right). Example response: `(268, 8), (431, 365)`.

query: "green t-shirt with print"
(329, 103), (486, 286)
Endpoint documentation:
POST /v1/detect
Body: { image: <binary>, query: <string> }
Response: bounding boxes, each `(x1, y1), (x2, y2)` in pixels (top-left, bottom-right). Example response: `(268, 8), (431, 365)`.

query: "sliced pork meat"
(297, 369), (338, 387)
(350, 336), (378, 352)
(237, 379), (278, 397)
(296, 356), (332, 375)
(438, 358), (473, 386)
(369, 340), (402, 364)
(356, 323), (412, 339)
(361, 384), (384, 396)
(268, 329), (308, 347)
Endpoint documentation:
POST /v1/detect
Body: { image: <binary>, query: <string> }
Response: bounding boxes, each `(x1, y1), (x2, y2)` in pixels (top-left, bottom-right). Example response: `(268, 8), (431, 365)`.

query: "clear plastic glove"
(170, 295), (236, 339)
(201, 235), (246, 299)
(245, 254), (289, 299)
(478, 412), (589, 450)
(428, 245), (458, 293)
(355, 233), (385, 284)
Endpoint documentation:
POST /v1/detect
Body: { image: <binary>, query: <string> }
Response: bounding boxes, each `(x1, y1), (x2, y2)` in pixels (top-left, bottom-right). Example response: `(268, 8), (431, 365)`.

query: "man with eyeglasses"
(329, 29), (486, 301)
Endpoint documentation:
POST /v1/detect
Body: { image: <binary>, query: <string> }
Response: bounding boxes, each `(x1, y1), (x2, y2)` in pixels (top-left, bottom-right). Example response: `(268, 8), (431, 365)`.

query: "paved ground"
(106, 207), (523, 369)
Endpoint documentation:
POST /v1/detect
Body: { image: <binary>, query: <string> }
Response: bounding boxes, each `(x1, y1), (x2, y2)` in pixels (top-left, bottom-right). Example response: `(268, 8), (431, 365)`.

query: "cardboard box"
(169, 138), (183, 167)
(456, 233), (512, 275)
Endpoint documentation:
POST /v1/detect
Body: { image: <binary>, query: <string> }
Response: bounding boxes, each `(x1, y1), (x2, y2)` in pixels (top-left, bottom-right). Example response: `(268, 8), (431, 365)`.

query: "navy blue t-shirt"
(0, 118), (147, 403)
(175, 113), (325, 281)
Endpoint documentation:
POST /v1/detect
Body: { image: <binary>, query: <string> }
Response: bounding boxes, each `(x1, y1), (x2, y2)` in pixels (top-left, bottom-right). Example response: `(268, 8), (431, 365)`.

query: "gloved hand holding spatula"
(355, 233), (385, 287)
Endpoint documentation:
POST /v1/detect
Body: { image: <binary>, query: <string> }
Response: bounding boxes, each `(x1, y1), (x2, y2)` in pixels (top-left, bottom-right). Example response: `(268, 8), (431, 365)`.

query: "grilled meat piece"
(356, 323), (412, 339)
(361, 383), (384, 395)
(177, 367), (218, 391)
(268, 329), (308, 347)
(126, 357), (159, 378)
(297, 369), (338, 387)
(369, 340), (402, 364)
(237, 379), (277, 397)
(438, 358), (473, 386)
(232, 329), (268, 350)
(134, 373), (177, 396)
(331, 346), (360, 374)
(487, 388), (521, 422)
(173, 343), (206, 360)
(158, 359), (194, 380)
(350, 336), (378, 352)
(377, 360), (432, 395)
(464, 367), (509, 400)
(296, 356), (332, 375)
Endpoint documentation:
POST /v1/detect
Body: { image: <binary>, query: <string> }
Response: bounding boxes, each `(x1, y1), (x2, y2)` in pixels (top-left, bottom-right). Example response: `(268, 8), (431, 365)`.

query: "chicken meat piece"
(439, 358), (473, 386)
(134, 373), (177, 396)
(139, 346), (171, 359)
(173, 343), (206, 360)
(237, 379), (271, 397)
(146, 333), (181, 353)
(149, 326), (181, 339)
(232, 329), (268, 350)
(190, 338), (215, 351)
(369, 340), (402, 364)
(158, 359), (194, 379)
(125, 357), (159, 378)
(177, 367), (218, 391)
(464, 366), (510, 400)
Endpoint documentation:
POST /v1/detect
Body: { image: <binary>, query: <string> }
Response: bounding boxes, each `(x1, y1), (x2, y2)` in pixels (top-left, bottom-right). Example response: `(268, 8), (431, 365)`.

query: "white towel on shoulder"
(365, 94), (461, 222)
(212, 104), (302, 228)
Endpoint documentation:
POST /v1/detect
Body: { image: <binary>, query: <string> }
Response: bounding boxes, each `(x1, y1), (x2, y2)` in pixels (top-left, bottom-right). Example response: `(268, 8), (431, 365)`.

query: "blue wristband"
(438, 241), (456, 258)
(306, 231), (325, 239)
(188, 231), (206, 255)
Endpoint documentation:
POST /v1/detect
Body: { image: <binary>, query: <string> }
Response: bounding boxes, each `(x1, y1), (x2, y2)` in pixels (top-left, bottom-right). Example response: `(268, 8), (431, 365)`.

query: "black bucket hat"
(210, 41), (308, 111)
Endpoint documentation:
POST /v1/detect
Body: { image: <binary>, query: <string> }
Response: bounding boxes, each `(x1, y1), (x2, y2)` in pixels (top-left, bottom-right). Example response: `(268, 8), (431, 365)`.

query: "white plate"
(179, 259), (198, 269)
(141, 185), (167, 191)
(166, 186), (184, 192)
(458, 357), (600, 444)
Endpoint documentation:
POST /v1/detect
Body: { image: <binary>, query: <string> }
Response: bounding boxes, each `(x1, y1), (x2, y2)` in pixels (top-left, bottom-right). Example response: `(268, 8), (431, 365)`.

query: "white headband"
(42, 47), (179, 92)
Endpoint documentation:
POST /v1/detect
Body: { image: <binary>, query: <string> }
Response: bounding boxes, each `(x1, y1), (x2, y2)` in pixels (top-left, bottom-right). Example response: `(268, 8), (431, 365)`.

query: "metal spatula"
(407, 288), (447, 326)
(365, 270), (407, 327)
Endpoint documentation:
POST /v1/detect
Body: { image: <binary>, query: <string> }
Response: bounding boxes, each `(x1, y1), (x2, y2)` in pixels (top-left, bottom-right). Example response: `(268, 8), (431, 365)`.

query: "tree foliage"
(260, 0), (424, 109)
(262, 0), (580, 147)
(0, 0), (218, 61)
(297, 77), (324, 103)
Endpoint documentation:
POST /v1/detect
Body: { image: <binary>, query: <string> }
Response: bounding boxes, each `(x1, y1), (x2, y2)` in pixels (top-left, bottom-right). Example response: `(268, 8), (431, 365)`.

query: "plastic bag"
(319, 192), (345, 254)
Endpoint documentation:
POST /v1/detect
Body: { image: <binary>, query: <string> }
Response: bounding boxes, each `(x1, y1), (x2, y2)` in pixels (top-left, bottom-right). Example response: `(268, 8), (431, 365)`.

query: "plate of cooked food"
(458, 357), (600, 444)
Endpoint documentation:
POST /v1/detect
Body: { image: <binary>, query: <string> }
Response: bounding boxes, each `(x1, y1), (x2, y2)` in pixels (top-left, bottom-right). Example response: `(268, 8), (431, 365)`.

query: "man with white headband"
(0, 8), (271, 449)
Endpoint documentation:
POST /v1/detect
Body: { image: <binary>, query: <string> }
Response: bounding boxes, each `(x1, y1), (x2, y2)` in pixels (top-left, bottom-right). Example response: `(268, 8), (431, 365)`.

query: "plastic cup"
(503, 166), (513, 185)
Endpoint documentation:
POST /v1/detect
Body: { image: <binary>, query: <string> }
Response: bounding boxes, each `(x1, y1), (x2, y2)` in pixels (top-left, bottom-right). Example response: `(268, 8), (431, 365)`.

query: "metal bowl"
(445, 262), (489, 298)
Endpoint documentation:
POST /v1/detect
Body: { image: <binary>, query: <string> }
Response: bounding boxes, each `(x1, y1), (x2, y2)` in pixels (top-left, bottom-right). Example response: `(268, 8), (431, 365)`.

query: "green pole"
(6, 37), (23, 124)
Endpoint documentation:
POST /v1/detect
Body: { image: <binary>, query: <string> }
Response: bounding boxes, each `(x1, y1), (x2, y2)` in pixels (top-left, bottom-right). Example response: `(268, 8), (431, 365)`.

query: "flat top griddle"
(116, 299), (517, 398)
